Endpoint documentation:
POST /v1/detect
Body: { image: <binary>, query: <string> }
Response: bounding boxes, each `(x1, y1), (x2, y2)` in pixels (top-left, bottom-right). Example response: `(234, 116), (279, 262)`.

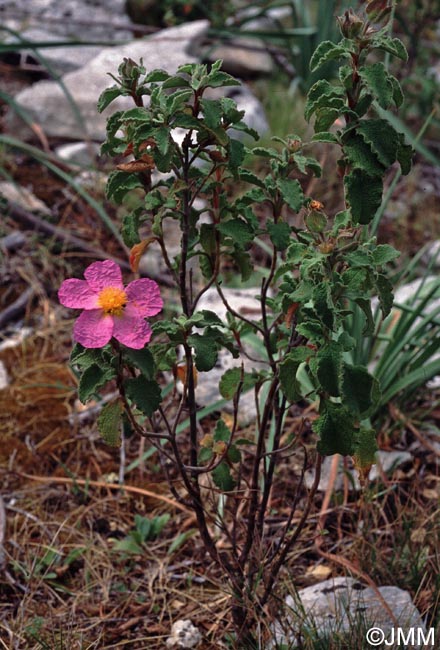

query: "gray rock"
(55, 141), (101, 166)
(305, 450), (413, 492)
(421, 240), (440, 269)
(166, 619), (201, 648)
(0, 361), (9, 390)
(276, 577), (427, 649)
(201, 36), (273, 76)
(0, 0), (132, 42)
(0, 181), (50, 214)
(5, 20), (209, 141)
(3, 28), (104, 74)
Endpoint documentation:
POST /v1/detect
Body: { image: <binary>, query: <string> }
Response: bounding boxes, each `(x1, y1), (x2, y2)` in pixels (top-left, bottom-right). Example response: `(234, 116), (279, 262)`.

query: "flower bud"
(337, 9), (364, 38)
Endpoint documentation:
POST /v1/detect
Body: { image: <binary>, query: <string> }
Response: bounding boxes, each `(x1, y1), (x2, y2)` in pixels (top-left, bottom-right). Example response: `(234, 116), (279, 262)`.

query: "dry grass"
(0, 152), (439, 649)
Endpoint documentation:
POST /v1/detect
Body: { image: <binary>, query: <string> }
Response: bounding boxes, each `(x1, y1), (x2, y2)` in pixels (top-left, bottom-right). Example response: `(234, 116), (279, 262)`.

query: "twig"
(0, 286), (35, 329)
(12, 472), (191, 513)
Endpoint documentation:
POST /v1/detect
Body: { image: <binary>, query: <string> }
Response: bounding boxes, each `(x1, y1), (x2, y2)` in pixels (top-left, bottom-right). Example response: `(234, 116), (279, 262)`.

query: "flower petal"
(73, 310), (114, 348)
(59, 279), (99, 309)
(112, 313), (152, 349)
(84, 260), (124, 293)
(125, 278), (163, 317)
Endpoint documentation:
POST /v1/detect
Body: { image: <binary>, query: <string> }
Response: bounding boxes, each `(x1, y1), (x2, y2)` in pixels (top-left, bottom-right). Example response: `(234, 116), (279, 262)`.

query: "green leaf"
(316, 343), (343, 397)
(396, 135), (413, 175)
(343, 133), (385, 177)
(97, 400), (123, 447)
(121, 211), (141, 247)
(310, 41), (349, 73)
(358, 63), (393, 109)
(124, 376), (162, 416)
(276, 178), (304, 212)
(238, 169), (266, 188)
(372, 244), (400, 266)
(145, 69), (171, 83)
(279, 349), (310, 403)
(353, 427), (378, 469)
(217, 218), (254, 248)
(122, 347), (155, 380)
(267, 222), (291, 250)
(375, 273), (394, 318)
(78, 364), (116, 404)
(371, 35), (408, 62)
(70, 344), (104, 370)
(187, 333), (218, 372)
(314, 107), (340, 132)
(305, 80), (345, 122)
(97, 85), (124, 113)
(344, 169), (383, 224)
(312, 132), (340, 144)
(106, 171), (145, 205)
(205, 70), (241, 89)
(341, 364), (380, 417)
(312, 284), (334, 330)
(357, 119), (399, 168)
(314, 401), (355, 456)
(354, 298), (375, 336)
(232, 250), (253, 281)
(214, 419), (231, 442)
(219, 367), (258, 399)
(212, 461), (235, 491)
(200, 98), (222, 129)
(228, 139), (245, 171)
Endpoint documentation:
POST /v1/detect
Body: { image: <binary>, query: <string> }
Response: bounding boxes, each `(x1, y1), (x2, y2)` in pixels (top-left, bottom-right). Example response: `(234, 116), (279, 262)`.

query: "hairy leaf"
(124, 376), (162, 416)
(97, 400), (123, 447)
(78, 364), (115, 404)
(344, 169), (383, 224)
(310, 41), (349, 73)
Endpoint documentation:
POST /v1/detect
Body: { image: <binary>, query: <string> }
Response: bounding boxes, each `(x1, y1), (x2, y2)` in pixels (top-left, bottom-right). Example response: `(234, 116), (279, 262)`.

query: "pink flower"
(58, 260), (163, 349)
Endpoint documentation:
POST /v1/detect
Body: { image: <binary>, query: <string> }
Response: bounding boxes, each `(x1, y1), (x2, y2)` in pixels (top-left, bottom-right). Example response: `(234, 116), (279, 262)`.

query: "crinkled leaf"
(124, 376), (162, 416)
(353, 427), (378, 469)
(371, 35), (408, 62)
(106, 171), (145, 204)
(310, 40), (349, 73)
(267, 222), (291, 250)
(372, 244), (400, 266)
(187, 332), (218, 371)
(218, 219), (254, 248)
(314, 401), (355, 456)
(97, 85), (124, 113)
(277, 178), (304, 212)
(219, 367), (257, 399)
(305, 80), (345, 122)
(78, 363), (116, 404)
(123, 347), (155, 380)
(376, 273), (394, 318)
(121, 211), (141, 247)
(212, 461), (235, 491)
(200, 98), (222, 129)
(316, 343), (343, 397)
(314, 107), (340, 132)
(358, 63), (393, 109)
(357, 119), (399, 168)
(344, 169), (383, 224)
(313, 283), (334, 330)
(312, 132), (340, 144)
(354, 298), (375, 336)
(341, 364), (380, 417)
(343, 133), (385, 177)
(97, 400), (123, 447)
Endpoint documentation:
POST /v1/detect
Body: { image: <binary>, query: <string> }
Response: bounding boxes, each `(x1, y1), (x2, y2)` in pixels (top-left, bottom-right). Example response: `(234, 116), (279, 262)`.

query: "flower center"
(97, 286), (127, 316)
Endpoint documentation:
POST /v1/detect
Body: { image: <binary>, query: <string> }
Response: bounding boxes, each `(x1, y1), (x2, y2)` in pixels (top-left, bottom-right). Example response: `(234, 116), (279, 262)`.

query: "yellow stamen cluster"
(97, 286), (127, 316)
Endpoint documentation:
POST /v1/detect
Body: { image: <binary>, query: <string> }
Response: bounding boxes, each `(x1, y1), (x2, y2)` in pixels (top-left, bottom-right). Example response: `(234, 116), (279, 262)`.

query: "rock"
(0, 181), (50, 215)
(305, 450), (413, 492)
(0, 361), (9, 390)
(3, 28), (104, 75)
(200, 36), (273, 77)
(55, 141), (101, 166)
(275, 577), (426, 648)
(0, 0), (133, 42)
(421, 240), (440, 269)
(5, 20), (209, 141)
(166, 619), (201, 649)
